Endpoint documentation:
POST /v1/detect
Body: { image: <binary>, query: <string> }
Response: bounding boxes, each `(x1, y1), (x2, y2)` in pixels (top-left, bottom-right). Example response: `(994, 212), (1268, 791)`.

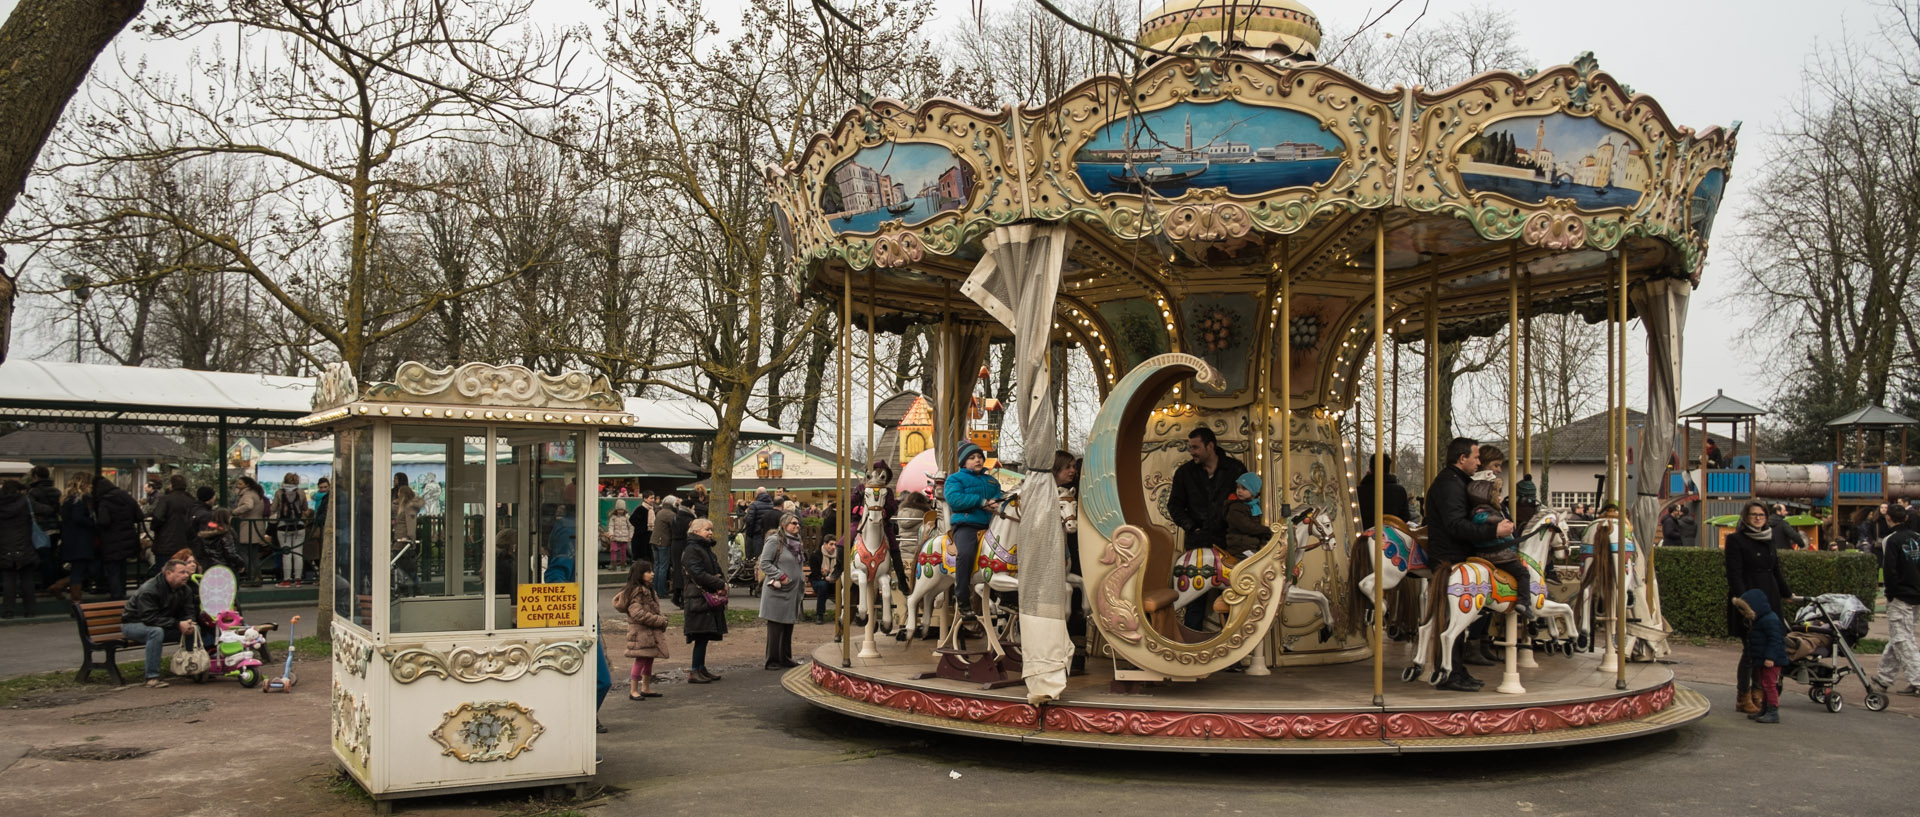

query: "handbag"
(170, 628), (210, 677)
(702, 588), (729, 610)
(30, 518), (51, 552)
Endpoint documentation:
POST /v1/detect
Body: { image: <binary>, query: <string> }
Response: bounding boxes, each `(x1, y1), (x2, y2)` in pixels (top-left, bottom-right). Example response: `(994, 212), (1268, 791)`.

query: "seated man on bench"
(121, 559), (200, 689)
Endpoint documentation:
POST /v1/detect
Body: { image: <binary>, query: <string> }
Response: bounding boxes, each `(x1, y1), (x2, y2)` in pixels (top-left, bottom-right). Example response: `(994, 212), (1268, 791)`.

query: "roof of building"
(0, 428), (201, 462)
(1678, 389), (1768, 419)
(872, 391), (925, 430)
(733, 438), (844, 465)
(1492, 408), (1780, 465)
(602, 441), (706, 479)
(1825, 405), (1919, 429)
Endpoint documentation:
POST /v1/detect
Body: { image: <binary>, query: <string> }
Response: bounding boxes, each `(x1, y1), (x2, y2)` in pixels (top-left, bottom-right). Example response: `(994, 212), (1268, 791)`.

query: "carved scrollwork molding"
(380, 638), (595, 684)
(362, 362), (623, 411)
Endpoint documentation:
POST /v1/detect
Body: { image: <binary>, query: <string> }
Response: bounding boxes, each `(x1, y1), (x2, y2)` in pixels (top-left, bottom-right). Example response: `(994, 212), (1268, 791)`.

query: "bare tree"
(10, 0), (592, 375)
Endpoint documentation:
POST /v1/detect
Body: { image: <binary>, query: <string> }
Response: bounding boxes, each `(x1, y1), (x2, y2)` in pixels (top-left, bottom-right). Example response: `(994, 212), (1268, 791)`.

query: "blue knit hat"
(1236, 471), (1263, 517)
(956, 441), (985, 469)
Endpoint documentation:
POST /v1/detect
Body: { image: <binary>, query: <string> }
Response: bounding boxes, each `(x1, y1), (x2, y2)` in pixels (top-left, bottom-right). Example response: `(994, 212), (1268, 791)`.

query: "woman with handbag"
(759, 513), (806, 670)
(680, 518), (729, 684)
(1725, 501), (1794, 714)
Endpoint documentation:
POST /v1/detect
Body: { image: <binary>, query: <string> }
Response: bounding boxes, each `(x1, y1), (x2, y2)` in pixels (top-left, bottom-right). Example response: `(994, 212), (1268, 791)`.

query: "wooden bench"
(72, 601), (140, 686)
(72, 601), (278, 685)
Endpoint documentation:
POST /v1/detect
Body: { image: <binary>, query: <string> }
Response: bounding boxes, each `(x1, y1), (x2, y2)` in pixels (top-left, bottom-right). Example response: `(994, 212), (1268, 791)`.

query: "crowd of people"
(0, 467), (329, 618)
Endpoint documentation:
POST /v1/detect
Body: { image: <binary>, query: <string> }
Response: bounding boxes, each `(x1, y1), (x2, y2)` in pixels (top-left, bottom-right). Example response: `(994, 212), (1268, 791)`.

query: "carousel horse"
(1171, 507), (1339, 644)
(901, 478), (952, 641)
(1405, 508), (1575, 686)
(1572, 509), (1642, 654)
(901, 492), (1020, 643)
(851, 484), (897, 658)
(1345, 515), (1431, 641)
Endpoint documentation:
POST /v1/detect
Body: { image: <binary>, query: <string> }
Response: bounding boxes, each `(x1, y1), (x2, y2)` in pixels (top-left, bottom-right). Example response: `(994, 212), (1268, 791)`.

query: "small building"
(729, 440), (849, 505)
(0, 427), (201, 492)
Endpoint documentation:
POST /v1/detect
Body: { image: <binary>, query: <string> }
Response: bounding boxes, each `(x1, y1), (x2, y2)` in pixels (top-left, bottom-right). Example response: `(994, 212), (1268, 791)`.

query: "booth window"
(334, 427), (375, 627)
(492, 429), (587, 630)
(388, 426), (487, 633)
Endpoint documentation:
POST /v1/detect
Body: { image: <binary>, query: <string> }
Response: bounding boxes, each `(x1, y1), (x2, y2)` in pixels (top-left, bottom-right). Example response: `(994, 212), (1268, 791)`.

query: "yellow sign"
(515, 583), (581, 628)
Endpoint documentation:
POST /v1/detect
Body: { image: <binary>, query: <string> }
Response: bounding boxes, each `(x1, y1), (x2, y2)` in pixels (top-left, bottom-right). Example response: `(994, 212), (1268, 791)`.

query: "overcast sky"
(0, 0), (1891, 418)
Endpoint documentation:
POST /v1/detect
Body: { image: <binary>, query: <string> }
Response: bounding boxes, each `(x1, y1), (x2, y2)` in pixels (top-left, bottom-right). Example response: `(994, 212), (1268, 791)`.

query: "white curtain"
(1628, 277), (1690, 657)
(963, 224), (1072, 703)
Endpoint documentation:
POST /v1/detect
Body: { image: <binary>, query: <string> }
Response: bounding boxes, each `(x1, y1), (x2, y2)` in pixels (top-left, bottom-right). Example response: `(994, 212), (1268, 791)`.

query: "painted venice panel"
(821, 143), (976, 234)
(1075, 99), (1345, 197)
(1456, 112), (1649, 209)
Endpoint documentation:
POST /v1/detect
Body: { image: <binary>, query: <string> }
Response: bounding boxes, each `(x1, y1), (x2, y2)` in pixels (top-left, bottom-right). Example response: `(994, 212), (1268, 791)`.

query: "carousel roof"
(1140, 0), (1322, 59)
(769, 21), (1736, 411)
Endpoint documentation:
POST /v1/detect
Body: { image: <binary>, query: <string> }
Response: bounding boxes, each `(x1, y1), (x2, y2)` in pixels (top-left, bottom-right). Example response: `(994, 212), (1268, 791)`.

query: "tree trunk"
(794, 307), (835, 446)
(0, 0), (146, 362)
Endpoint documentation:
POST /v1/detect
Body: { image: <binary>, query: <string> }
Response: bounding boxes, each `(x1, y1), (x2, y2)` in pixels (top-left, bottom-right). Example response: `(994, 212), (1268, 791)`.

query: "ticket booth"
(304, 362), (633, 807)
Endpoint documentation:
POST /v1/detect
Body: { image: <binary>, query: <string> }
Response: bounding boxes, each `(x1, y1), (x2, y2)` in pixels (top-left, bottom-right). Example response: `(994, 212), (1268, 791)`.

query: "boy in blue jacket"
(1737, 588), (1789, 724)
(943, 441), (1004, 619)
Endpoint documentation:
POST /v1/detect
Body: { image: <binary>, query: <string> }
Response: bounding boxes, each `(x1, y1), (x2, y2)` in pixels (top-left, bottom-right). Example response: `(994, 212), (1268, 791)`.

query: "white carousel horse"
(1167, 508), (1341, 673)
(1572, 509), (1642, 657)
(1346, 514), (1432, 642)
(851, 484), (897, 658)
(1405, 508), (1577, 687)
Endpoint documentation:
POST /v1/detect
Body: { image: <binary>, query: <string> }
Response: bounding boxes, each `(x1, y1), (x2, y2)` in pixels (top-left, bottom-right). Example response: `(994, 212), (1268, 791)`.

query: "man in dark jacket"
(149, 475), (199, 560)
(1165, 427), (1246, 631)
(1661, 505), (1686, 548)
(1423, 437), (1510, 691)
(25, 467), (62, 594)
(1356, 454), (1411, 531)
(1874, 504), (1920, 695)
(92, 477), (145, 601)
(120, 558), (199, 687)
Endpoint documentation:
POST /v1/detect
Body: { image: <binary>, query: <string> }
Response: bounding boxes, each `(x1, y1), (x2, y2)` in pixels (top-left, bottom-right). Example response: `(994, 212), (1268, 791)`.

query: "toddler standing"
(1736, 588), (1789, 723)
(606, 500), (635, 569)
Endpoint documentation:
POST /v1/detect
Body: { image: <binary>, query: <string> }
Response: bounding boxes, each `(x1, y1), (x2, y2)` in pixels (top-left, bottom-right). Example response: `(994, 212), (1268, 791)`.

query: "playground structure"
(770, 0), (1734, 750)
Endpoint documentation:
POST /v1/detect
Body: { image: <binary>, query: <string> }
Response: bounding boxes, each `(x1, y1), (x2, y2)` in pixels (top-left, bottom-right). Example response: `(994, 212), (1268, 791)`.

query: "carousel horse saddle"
(1460, 557), (1521, 604)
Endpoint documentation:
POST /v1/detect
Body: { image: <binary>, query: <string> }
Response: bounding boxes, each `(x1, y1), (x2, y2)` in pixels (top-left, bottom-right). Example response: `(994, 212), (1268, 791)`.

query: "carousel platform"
(783, 639), (1708, 754)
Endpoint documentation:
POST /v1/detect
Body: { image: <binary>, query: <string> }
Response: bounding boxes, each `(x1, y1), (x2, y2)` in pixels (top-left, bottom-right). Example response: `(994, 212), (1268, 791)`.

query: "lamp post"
(60, 273), (91, 363)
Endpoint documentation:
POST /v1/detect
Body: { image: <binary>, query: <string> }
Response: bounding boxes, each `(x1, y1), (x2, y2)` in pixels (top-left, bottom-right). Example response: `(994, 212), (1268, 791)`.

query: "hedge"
(1652, 548), (1880, 638)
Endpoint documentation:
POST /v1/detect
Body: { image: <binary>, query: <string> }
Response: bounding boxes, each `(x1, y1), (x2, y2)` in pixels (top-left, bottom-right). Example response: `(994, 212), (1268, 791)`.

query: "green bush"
(1652, 548), (1880, 638)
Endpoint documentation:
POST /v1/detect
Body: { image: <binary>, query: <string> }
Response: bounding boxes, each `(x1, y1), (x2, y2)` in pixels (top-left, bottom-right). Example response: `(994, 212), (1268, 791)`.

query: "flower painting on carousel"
(1074, 99), (1344, 197)
(1272, 294), (1347, 398)
(820, 142), (975, 234)
(1456, 112), (1649, 209)
(1181, 294), (1257, 393)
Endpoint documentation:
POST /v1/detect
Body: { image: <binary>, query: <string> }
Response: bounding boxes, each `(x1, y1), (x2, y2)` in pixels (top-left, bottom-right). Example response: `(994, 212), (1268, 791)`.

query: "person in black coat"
(59, 476), (97, 603)
(679, 519), (729, 684)
(148, 475), (199, 562)
(1422, 437), (1510, 691)
(1356, 454), (1411, 531)
(1724, 501), (1793, 711)
(92, 477), (144, 601)
(0, 481), (40, 618)
(1165, 427), (1247, 631)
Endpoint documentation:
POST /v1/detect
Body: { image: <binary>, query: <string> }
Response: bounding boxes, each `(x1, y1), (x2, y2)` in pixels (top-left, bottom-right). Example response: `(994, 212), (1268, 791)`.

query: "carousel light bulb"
(543, 413), (556, 422)
(401, 407), (412, 416)
(484, 411), (496, 419)
(464, 410), (474, 418)
(563, 415), (575, 423)
(356, 406), (368, 415)
(379, 407), (389, 415)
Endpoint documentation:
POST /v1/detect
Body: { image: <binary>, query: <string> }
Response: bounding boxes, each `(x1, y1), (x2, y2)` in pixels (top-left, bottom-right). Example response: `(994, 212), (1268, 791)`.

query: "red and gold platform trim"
(786, 648), (1709, 753)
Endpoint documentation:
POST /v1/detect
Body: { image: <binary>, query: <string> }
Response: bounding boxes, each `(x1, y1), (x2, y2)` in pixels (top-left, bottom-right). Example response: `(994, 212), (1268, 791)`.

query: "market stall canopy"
(0, 360), (788, 439)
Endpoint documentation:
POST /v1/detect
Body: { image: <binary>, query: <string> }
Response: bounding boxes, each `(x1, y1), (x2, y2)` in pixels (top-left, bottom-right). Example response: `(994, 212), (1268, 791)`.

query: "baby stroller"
(1781, 593), (1889, 713)
(728, 533), (762, 598)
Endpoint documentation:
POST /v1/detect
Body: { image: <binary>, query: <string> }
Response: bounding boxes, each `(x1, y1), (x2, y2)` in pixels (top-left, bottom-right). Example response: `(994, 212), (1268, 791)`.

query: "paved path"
(2, 627), (1915, 817)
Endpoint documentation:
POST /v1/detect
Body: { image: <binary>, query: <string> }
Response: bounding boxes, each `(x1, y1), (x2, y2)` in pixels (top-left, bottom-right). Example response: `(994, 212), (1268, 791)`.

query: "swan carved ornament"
(1079, 353), (1290, 679)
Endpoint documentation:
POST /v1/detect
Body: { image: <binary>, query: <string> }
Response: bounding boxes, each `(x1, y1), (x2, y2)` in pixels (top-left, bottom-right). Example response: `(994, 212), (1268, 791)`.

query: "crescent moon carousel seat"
(771, 0), (1728, 751)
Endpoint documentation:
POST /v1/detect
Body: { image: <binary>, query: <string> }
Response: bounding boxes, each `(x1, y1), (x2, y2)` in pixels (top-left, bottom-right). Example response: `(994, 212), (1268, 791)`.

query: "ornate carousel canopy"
(767, 0), (1736, 409)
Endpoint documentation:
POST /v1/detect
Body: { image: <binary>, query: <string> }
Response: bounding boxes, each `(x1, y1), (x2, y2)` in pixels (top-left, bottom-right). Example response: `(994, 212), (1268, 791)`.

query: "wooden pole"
(1281, 243), (1292, 514)
(1372, 218), (1388, 707)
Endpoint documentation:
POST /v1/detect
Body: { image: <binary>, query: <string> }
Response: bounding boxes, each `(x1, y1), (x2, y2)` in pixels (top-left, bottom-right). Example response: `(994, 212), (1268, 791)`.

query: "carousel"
(771, 0), (1731, 752)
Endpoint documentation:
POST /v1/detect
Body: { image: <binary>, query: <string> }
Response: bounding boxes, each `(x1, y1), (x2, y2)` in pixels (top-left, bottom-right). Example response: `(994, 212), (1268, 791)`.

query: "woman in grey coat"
(759, 513), (806, 669)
